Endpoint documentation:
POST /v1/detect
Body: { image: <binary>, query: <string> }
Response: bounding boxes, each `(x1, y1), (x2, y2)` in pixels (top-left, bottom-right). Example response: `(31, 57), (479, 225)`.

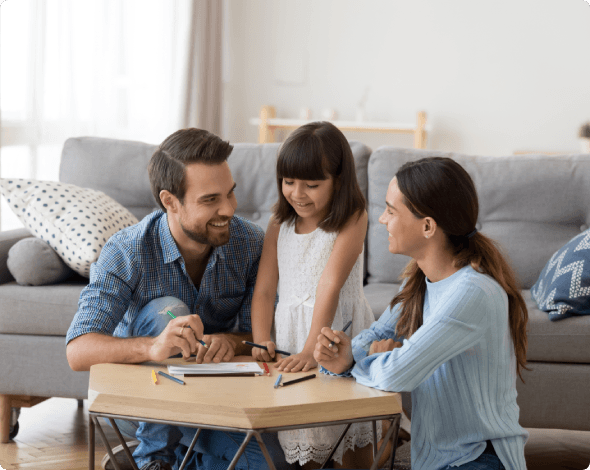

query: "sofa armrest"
(0, 228), (33, 285)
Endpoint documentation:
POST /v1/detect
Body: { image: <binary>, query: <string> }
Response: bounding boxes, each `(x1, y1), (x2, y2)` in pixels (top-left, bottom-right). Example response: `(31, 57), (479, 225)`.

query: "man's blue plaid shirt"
(66, 210), (264, 344)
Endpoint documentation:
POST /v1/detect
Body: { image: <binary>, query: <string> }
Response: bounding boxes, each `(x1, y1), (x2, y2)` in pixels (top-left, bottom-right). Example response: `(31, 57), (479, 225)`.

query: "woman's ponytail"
(456, 232), (529, 381)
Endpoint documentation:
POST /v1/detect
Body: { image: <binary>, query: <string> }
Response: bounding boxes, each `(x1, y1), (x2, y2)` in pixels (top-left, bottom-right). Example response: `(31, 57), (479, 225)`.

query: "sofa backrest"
(366, 148), (590, 289)
(59, 137), (372, 234)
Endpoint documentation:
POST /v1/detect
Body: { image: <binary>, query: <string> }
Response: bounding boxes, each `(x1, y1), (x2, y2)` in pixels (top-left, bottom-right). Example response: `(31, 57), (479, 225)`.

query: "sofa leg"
(0, 394), (10, 443)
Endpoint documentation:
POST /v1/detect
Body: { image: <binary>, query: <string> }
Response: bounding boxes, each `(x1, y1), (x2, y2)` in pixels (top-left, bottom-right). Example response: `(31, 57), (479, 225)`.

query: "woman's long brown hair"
(391, 157), (529, 381)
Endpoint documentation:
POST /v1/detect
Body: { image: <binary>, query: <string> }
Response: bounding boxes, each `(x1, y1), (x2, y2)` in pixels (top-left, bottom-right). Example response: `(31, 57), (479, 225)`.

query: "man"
(66, 128), (290, 470)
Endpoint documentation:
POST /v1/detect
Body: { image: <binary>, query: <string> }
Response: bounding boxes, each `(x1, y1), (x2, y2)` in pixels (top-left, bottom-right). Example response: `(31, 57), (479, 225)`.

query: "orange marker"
(151, 369), (159, 385)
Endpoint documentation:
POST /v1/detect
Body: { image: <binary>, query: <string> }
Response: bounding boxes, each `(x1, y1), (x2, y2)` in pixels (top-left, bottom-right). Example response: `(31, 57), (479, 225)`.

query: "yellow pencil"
(151, 369), (159, 385)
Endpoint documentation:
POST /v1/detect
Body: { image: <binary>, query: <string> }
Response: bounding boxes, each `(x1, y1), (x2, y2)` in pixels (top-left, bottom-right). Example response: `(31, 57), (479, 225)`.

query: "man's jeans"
(111, 296), (291, 470)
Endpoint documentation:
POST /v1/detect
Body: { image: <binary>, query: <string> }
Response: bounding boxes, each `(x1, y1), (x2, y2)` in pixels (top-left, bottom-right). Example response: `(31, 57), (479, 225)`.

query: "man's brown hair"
(148, 128), (233, 211)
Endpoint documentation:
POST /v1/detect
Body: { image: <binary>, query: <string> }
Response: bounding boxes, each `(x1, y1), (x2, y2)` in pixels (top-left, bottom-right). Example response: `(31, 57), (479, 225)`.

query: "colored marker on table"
(274, 374), (283, 389)
(158, 370), (186, 385)
(279, 374), (316, 388)
(329, 320), (353, 348)
(167, 311), (208, 348)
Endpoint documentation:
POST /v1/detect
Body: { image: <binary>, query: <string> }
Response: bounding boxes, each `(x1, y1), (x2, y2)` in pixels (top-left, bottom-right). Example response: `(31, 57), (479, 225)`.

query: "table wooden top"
(88, 358), (401, 429)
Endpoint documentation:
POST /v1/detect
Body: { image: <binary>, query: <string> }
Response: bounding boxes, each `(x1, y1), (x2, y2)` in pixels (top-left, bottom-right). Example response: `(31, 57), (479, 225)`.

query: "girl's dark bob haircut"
(273, 121), (365, 232)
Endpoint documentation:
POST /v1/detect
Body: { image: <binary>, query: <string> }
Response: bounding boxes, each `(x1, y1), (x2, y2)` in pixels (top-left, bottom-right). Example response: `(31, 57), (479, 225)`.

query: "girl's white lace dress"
(274, 221), (379, 465)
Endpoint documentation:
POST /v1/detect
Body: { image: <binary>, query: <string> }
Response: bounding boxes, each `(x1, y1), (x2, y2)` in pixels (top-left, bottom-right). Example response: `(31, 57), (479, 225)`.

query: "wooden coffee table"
(88, 359), (402, 470)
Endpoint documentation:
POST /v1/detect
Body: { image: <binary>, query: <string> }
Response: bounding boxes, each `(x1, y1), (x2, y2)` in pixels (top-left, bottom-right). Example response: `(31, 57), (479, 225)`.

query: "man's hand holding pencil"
(149, 313), (205, 362)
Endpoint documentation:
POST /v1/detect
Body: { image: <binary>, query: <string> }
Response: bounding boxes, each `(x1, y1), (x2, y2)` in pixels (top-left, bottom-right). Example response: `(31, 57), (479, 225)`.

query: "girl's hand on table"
(251, 340), (277, 362)
(275, 349), (317, 372)
(313, 326), (354, 375)
(369, 338), (403, 356)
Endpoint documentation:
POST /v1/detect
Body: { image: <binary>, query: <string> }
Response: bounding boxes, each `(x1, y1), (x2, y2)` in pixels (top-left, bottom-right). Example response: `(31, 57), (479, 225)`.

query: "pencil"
(329, 320), (353, 348)
(274, 374), (283, 389)
(262, 362), (271, 376)
(280, 374), (316, 387)
(167, 311), (208, 348)
(158, 371), (186, 385)
(151, 369), (159, 385)
(242, 341), (291, 357)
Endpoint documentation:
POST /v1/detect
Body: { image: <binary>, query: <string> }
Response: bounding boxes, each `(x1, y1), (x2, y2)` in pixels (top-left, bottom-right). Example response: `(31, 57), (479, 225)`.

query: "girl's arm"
(250, 218), (281, 362)
(277, 210), (368, 372)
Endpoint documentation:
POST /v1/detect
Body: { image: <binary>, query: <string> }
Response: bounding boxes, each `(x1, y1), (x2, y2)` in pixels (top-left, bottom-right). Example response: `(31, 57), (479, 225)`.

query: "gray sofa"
(1, 137), (589, 467)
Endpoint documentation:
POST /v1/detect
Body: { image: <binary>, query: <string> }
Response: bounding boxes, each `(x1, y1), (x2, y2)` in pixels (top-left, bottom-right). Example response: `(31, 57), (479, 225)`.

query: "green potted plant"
(580, 122), (590, 153)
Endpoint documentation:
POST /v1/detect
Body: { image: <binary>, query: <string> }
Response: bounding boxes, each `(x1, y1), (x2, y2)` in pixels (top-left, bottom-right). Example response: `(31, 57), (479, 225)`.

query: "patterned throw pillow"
(0, 178), (138, 277)
(531, 228), (590, 321)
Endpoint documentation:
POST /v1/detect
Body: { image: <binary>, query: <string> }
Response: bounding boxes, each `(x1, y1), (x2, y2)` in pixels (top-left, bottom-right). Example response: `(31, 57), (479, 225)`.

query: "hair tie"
(466, 228), (478, 239)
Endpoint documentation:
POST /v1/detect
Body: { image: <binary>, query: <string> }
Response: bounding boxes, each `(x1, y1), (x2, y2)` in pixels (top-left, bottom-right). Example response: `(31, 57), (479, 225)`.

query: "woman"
(314, 157), (529, 470)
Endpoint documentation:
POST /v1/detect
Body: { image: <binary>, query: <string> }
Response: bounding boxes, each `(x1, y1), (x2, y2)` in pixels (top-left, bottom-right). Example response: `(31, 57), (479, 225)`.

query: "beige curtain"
(182, 0), (223, 135)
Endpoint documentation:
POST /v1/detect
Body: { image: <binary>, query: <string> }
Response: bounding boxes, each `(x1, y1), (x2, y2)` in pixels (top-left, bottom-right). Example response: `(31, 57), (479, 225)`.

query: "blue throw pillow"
(531, 229), (590, 321)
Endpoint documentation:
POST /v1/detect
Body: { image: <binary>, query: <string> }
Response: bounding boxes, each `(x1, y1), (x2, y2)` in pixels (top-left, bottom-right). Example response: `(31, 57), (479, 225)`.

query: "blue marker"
(274, 374), (283, 389)
(158, 371), (186, 385)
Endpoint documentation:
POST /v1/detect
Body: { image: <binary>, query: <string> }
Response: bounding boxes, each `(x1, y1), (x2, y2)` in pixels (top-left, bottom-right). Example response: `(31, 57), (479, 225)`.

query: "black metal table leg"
(226, 430), (253, 470)
(107, 418), (140, 470)
(89, 414), (95, 470)
(253, 431), (277, 470)
(92, 416), (123, 470)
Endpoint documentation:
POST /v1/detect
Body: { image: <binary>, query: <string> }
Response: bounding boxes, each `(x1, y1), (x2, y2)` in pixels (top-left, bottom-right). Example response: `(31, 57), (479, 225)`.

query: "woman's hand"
(251, 340), (278, 362)
(275, 349), (317, 372)
(313, 326), (354, 375)
(369, 338), (403, 356)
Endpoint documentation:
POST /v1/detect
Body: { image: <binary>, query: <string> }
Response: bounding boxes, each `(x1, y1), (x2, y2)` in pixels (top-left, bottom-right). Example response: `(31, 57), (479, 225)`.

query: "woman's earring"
(425, 234), (430, 239)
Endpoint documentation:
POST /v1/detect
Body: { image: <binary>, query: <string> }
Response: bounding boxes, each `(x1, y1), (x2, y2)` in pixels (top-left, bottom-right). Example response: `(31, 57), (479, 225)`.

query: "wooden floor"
(0, 398), (120, 470)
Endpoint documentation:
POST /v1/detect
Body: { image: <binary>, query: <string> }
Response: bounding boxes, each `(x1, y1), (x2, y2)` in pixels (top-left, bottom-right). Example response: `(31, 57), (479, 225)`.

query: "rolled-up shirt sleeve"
(66, 238), (140, 344)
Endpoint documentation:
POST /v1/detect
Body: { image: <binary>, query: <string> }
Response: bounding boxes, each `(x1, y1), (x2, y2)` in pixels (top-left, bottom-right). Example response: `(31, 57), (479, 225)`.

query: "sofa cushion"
(0, 178), (139, 277)
(365, 149), (590, 290)
(60, 136), (159, 220)
(530, 228), (590, 321)
(524, 289), (590, 363)
(517, 362), (590, 431)
(363, 282), (400, 320)
(0, 333), (89, 398)
(229, 143), (281, 232)
(7, 237), (73, 286)
(0, 282), (86, 335)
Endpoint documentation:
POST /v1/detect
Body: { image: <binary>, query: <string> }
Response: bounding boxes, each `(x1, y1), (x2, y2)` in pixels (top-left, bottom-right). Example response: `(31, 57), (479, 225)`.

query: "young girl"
(315, 156), (529, 470)
(251, 121), (378, 468)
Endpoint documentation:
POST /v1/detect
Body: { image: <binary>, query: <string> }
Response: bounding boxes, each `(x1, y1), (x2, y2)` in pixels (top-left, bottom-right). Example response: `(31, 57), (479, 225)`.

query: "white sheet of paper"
(167, 362), (264, 376)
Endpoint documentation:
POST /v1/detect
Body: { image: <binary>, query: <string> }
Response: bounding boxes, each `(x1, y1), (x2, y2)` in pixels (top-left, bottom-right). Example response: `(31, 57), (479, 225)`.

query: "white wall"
(223, 0), (590, 156)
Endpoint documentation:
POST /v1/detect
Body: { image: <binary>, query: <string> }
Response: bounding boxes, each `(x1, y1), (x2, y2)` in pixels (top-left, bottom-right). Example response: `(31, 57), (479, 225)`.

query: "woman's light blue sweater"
(349, 266), (528, 470)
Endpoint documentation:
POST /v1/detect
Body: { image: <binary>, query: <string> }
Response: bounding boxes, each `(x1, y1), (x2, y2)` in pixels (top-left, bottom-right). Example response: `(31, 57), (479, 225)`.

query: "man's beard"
(180, 218), (231, 247)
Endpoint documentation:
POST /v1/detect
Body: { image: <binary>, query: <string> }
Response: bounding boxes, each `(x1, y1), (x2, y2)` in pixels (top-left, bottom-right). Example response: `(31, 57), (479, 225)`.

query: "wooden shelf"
(250, 105), (429, 149)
